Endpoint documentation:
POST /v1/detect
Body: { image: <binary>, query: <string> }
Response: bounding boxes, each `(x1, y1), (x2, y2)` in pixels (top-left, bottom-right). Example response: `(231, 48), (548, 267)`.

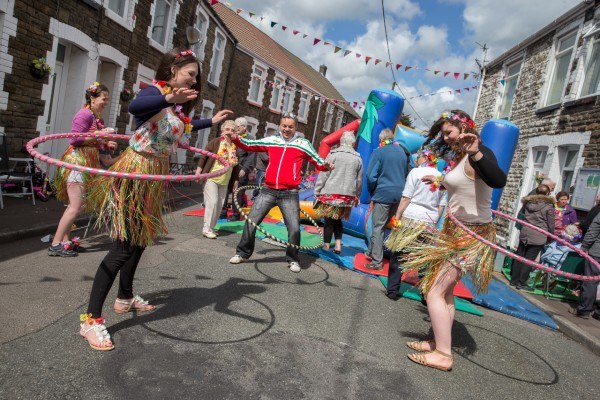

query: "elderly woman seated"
(537, 224), (583, 293)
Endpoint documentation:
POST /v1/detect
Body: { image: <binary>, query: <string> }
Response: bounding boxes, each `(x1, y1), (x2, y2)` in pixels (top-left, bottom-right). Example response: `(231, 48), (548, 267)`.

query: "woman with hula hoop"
(402, 110), (507, 371)
(49, 82), (117, 257)
(79, 48), (233, 351)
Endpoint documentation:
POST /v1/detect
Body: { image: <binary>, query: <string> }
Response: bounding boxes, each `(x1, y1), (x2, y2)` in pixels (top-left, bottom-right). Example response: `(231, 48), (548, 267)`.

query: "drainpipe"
(472, 66), (486, 120)
(311, 96), (323, 147)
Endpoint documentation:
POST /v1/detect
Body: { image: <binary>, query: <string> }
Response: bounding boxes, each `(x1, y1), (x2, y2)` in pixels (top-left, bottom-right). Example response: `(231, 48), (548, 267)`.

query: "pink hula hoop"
(446, 210), (600, 282)
(26, 132), (230, 181)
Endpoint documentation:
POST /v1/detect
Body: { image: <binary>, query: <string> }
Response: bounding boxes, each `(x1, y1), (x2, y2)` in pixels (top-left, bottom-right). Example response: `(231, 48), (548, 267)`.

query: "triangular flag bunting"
(396, 64), (402, 70)
(355, 53), (362, 58)
(260, 16), (264, 21)
(344, 50), (351, 56)
(293, 30), (299, 35)
(405, 66), (412, 71)
(386, 62), (391, 68)
(444, 72), (450, 77)
(456, 89), (461, 94)
(313, 38), (321, 45)
(353, 102), (357, 107)
(464, 73), (469, 80)
(434, 70), (440, 75)
(270, 21), (277, 28)
(473, 73), (479, 80)
(375, 59), (381, 65)
(334, 46), (342, 53)
(248, 11), (255, 17)
(282, 26), (287, 31)
(324, 41), (331, 46)
(365, 56), (372, 64)
(225, 1), (232, 6)
(465, 87), (470, 92)
(210, 0), (219, 5)
(454, 73), (460, 80)
(236, 8), (242, 14)
(303, 34), (308, 38)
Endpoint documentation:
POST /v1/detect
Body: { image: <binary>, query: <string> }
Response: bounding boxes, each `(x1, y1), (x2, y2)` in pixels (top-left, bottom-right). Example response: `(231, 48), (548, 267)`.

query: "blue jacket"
(366, 144), (409, 204)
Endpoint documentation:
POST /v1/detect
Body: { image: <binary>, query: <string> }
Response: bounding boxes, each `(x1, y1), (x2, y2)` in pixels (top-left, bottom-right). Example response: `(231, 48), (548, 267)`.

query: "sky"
(213, 0), (582, 130)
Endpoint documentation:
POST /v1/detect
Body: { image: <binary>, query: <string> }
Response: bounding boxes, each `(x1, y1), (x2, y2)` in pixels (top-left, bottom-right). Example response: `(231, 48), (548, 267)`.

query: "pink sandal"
(79, 314), (114, 351)
(114, 295), (155, 314)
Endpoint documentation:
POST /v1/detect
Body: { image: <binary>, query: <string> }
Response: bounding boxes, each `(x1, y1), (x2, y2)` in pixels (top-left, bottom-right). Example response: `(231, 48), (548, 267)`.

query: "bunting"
(210, 0), (480, 81)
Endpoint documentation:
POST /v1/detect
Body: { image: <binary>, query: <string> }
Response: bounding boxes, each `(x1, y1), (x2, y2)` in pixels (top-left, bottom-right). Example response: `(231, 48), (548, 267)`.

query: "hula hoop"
(26, 132), (230, 181)
(232, 185), (324, 250)
(447, 210), (600, 282)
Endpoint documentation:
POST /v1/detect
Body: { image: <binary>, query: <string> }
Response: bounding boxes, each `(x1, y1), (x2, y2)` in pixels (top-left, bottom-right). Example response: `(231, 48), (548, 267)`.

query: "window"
(323, 103), (334, 132)
(546, 33), (576, 105)
(298, 92), (310, 122)
(192, 7), (209, 61)
(269, 76), (284, 111)
(195, 100), (215, 150)
(244, 116), (259, 137)
(282, 89), (294, 114)
(265, 122), (278, 137)
(559, 146), (580, 192)
(499, 61), (521, 118)
(208, 29), (225, 85)
(531, 146), (548, 191)
(151, 0), (171, 47)
(335, 108), (344, 130)
(581, 33), (600, 97)
(107, 0), (126, 16)
(247, 61), (267, 103)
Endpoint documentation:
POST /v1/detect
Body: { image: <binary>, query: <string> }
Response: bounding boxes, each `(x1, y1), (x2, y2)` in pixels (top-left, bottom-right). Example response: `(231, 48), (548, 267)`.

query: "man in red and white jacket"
(227, 113), (333, 273)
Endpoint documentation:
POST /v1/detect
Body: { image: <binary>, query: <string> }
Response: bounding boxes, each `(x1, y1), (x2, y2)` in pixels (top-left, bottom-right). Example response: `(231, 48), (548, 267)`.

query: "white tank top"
(444, 155), (493, 224)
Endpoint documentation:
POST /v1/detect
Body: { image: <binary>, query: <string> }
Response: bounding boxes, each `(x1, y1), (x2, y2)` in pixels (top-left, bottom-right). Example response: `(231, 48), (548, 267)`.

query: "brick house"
(213, 3), (359, 146)
(474, 0), (600, 246)
(0, 0), (238, 171)
(0, 0), (357, 174)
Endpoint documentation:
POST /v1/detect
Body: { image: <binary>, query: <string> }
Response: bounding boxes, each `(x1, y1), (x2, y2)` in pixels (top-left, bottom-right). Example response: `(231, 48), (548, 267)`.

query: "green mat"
(215, 221), (323, 247)
(377, 276), (484, 317)
(501, 265), (578, 301)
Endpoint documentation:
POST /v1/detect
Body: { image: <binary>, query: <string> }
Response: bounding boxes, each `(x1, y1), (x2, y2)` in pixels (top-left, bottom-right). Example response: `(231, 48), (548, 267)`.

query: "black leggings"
(323, 217), (343, 244)
(87, 240), (145, 318)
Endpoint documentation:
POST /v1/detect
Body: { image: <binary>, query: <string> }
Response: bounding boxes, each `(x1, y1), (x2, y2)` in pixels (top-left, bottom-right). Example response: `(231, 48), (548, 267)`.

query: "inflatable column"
(479, 119), (520, 211)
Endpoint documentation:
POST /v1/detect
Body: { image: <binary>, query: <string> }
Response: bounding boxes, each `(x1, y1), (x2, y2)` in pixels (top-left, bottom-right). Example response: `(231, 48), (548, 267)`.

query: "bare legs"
(52, 183), (85, 245)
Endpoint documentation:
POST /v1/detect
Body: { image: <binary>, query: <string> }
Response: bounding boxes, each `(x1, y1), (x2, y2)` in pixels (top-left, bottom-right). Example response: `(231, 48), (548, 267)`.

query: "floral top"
(129, 108), (188, 157)
(209, 139), (238, 185)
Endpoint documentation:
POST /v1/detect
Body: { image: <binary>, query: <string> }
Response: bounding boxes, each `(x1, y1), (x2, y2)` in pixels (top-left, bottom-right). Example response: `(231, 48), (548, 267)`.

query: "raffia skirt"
(54, 146), (100, 210)
(401, 217), (496, 295)
(90, 147), (170, 247)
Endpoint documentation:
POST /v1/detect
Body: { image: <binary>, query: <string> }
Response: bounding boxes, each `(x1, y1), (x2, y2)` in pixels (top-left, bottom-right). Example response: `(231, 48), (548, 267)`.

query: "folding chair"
(538, 252), (585, 298)
(0, 133), (35, 209)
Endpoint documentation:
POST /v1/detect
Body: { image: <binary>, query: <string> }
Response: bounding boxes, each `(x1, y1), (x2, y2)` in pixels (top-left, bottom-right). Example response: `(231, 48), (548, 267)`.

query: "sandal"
(114, 295), (155, 314)
(406, 340), (436, 352)
(79, 314), (114, 351)
(407, 350), (453, 371)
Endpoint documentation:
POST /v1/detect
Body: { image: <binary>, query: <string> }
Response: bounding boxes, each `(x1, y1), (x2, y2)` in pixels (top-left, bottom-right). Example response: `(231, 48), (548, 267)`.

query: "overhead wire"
(381, 0), (429, 127)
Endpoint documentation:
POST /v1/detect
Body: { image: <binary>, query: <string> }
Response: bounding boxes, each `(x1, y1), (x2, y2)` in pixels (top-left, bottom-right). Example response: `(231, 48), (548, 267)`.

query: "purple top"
(69, 108), (103, 146)
(128, 86), (212, 131)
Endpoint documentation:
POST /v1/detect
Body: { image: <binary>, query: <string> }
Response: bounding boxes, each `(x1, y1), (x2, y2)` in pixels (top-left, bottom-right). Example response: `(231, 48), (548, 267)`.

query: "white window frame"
(323, 103), (334, 132)
(0, 1), (17, 112)
(208, 28), (226, 86)
(265, 121), (278, 137)
(335, 108), (344, 131)
(244, 116), (259, 138)
(148, 0), (179, 53)
(103, 0), (137, 31)
(497, 59), (522, 119)
(558, 145), (582, 193)
(126, 64), (155, 134)
(297, 91), (310, 123)
(247, 60), (267, 104)
(542, 28), (578, 107)
(192, 4), (209, 62)
(577, 30), (600, 98)
(281, 82), (295, 114)
(194, 99), (215, 150)
(269, 74), (285, 112)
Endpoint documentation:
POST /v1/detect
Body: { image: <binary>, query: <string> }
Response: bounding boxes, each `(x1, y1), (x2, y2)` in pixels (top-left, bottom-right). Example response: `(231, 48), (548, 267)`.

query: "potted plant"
(120, 88), (134, 102)
(29, 58), (52, 79)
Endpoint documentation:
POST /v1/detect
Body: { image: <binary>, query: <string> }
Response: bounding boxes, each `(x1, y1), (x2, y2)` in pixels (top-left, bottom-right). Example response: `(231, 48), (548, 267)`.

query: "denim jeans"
(368, 202), (399, 264)
(252, 169), (266, 199)
(236, 187), (300, 262)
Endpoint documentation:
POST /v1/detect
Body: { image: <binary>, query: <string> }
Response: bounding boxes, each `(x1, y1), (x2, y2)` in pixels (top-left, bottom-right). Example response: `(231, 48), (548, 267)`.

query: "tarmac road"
(0, 201), (599, 400)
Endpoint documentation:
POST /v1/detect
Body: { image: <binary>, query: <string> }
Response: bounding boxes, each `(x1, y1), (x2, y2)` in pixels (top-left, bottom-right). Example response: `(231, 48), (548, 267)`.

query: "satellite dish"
(186, 26), (203, 45)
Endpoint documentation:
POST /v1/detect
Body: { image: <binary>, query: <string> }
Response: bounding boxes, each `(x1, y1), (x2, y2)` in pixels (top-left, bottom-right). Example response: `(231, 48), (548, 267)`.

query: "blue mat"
(464, 276), (558, 330)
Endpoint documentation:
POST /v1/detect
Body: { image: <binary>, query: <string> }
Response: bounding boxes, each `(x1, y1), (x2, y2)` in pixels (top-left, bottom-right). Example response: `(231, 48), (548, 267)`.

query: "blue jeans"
(236, 187), (300, 262)
(252, 169), (266, 199)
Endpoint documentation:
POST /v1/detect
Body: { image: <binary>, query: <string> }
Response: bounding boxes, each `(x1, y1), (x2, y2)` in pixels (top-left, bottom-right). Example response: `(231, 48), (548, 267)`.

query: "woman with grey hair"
(314, 131), (363, 253)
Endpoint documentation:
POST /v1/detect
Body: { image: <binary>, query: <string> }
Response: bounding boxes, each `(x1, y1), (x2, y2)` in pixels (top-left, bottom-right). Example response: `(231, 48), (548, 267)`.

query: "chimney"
(319, 64), (327, 77)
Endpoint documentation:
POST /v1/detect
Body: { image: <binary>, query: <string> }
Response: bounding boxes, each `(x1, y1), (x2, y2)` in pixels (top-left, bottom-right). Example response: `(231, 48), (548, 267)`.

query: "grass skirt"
(54, 146), (100, 208)
(314, 202), (352, 220)
(402, 218), (496, 295)
(90, 148), (170, 247)
(384, 217), (433, 252)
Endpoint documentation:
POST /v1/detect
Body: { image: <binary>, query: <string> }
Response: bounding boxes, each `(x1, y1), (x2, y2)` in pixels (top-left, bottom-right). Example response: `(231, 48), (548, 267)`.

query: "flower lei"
(153, 80), (192, 134)
(218, 136), (238, 165)
(379, 138), (397, 147)
(440, 111), (476, 129)
(554, 203), (566, 213)
(423, 149), (459, 192)
(390, 216), (403, 229)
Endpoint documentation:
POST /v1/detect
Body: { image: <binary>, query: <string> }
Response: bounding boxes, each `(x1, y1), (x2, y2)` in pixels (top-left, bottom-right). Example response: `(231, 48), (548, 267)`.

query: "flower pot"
(29, 65), (48, 80)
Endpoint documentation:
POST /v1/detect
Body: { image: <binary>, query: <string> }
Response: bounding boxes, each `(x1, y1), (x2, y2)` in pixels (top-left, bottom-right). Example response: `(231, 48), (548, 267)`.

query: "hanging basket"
(29, 64), (49, 80)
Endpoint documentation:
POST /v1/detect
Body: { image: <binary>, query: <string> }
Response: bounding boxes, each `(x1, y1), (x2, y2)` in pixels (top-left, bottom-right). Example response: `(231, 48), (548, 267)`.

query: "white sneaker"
(289, 261), (301, 273)
(202, 231), (217, 239)
(229, 254), (248, 264)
